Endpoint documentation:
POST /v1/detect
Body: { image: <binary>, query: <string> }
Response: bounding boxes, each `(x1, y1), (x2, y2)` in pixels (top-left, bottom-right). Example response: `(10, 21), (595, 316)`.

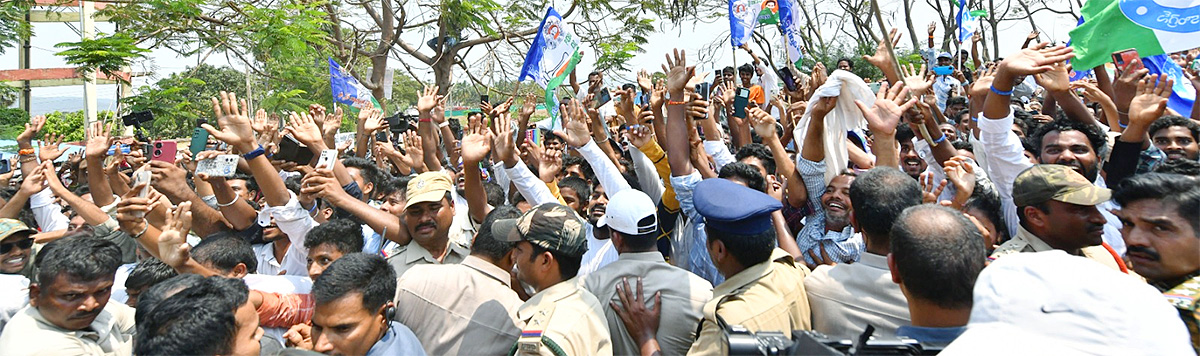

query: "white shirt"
(256, 192), (316, 277)
(0, 274), (29, 333)
(978, 111), (1126, 255)
(252, 242), (309, 277)
(579, 226), (619, 276)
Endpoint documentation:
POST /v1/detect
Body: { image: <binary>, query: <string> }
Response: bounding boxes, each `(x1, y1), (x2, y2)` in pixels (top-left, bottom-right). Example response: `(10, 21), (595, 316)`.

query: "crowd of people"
(0, 21), (1196, 356)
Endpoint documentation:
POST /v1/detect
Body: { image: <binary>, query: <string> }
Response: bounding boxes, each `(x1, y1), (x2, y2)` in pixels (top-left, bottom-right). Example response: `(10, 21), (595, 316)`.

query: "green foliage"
(122, 64), (246, 138)
(0, 1), (33, 55)
(41, 110), (106, 142)
(0, 108), (29, 139)
(54, 33), (149, 84)
(0, 84), (18, 108)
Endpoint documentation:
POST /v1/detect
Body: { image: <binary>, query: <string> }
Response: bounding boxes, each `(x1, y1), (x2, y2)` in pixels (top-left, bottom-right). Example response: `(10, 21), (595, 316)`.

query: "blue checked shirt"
(795, 158), (863, 265)
(671, 171), (724, 286)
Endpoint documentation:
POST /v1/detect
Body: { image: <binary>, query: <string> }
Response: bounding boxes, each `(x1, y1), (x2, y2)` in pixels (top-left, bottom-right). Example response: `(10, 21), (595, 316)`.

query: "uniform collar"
(517, 277), (582, 320)
(404, 239), (468, 265)
(713, 248), (791, 297)
(460, 255), (512, 288)
(856, 252), (888, 269)
(616, 251), (666, 263)
(1015, 226), (1056, 252)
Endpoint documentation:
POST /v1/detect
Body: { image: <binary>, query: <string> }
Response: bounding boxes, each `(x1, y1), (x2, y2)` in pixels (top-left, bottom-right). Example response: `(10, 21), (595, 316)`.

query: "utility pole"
(81, 0), (97, 125)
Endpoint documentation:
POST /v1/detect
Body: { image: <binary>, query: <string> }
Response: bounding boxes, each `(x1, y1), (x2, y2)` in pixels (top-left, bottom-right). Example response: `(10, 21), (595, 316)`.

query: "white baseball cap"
(941, 250), (1193, 355)
(596, 189), (657, 236)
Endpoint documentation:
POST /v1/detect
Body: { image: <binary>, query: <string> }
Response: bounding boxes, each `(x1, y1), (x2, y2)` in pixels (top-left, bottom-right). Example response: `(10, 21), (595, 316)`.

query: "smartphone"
(777, 67), (797, 91)
(196, 154), (239, 178)
(480, 94), (490, 106)
(594, 89), (612, 109)
(733, 88), (750, 119)
(0, 160), (9, 175)
(525, 129), (541, 145)
(190, 119), (209, 156)
(314, 149), (338, 170)
(274, 135), (315, 165)
(1112, 48), (1139, 73)
(714, 70), (723, 81)
(107, 144), (131, 156)
(696, 82), (712, 100)
(150, 141), (177, 163)
(1192, 58), (1200, 72)
(933, 65), (955, 76)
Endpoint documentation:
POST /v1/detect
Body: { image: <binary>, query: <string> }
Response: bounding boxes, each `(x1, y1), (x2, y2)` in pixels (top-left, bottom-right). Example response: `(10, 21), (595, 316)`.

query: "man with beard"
(491, 203), (612, 355)
(0, 237), (133, 355)
(1113, 173), (1200, 350)
(989, 165), (1128, 273)
(794, 96), (862, 265)
(978, 45), (1127, 255)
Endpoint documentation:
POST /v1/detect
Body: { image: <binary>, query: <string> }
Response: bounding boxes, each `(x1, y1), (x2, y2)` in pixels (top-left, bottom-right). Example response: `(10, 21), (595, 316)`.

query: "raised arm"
(1033, 61), (1097, 126)
(83, 121), (116, 207)
(416, 86), (446, 172)
(301, 168), (408, 245)
(800, 97), (837, 163)
(856, 82), (916, 169)
(662, 49), (697, 177)
(984, 43), (1075, 120)
(460, 121), (495, 224)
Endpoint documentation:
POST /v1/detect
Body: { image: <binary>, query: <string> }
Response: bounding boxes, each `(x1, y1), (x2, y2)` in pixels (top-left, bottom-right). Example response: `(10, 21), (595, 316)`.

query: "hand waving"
(661, 49), (695, 98)
(901, 63), (931, 95)
(38, 133), (66, 162)
(284, 111), (326, 149)
(417, 85), (442, 115)
(856, 82), (915, 137)
(1128, 74), (1173, 127)
(1033, 61), (1072, 93)
(998, 43), (1074, 76)
(158, 201), (194, 269)
(202, 91), (257, 153)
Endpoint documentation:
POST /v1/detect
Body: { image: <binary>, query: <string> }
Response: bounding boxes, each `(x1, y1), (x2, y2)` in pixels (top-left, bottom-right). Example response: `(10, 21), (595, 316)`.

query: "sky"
(1, 0), (1083, 114)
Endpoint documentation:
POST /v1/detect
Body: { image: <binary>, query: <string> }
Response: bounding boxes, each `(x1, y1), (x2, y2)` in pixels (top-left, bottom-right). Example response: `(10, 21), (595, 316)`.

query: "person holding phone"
(740, 44), (777, 106)
(932, 52), (963, 111)
(569, 69), (617, 121)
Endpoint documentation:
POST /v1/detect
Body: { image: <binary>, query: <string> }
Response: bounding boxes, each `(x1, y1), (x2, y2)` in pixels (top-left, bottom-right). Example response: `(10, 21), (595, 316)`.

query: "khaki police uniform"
(511, 277), (612, 356)
(990, 226), (1126, 273)
(386, 239), (469, 278)
(687, 248), (812, 356)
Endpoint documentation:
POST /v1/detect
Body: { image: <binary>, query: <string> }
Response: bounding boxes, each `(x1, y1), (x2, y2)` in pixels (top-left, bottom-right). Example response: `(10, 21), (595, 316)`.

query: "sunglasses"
(0, 238), (32, 254)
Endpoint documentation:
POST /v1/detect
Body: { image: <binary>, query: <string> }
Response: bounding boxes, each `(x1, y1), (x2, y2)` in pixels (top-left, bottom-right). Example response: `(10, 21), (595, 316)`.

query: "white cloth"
(792, 70), (873, 184)
(107, 263), (136, 306)
(756, 64), (780, 100)
(703, 141), (736, 172)
(29, 189), (69, 232)
(252, 242), (309, 277)
(0, 274), (29, 333)
(503, 160), (558, 206)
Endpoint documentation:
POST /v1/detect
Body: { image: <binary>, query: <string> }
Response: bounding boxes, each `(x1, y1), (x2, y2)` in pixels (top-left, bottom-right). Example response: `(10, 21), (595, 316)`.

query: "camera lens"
(155, 142), (163, 148)
(155, 150), (162, 156)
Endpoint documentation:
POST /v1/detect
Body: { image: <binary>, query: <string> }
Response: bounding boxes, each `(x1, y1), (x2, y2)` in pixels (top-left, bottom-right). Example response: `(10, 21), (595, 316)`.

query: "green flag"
(1069, 0), (1200, 71)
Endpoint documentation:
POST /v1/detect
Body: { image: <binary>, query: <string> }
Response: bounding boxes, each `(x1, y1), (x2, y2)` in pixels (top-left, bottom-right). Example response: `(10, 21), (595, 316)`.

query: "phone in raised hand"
(132, 170), (152, 218)
(315, 149), (338, 170)
(197, 155), (239, 178)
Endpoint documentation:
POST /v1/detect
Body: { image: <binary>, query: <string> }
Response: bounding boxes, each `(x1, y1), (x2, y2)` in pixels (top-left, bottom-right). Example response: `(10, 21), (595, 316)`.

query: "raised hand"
(252, 109), (270, 134)
(637, 69), (654, 91)
(918, 172), (948, 204)
(536, 145), (563, 183)
(972, 31), (982, 43)
(927, 21), (937, 36)
(863, 28), (901, 73)
(943, 156), (976, 208)
(323, 106), (344, 139)
(1128, 74), (1173, 126)
(417, 85), (441, 115)
(559, 100), (593, 148)
(38, 133), (66, 162)
(1071, 81), (1112, 104)
(299, 168), (342, 200)
(519, 94), (538, 119)
(970, 64), (997, 99)
(749, 107), (777, 138)
(1033, 61), (1071, 93)
(650, 80), (666, 110)
(686, 94), (709, 121)
(810, 96), (838, 119)
(661, 48), (695, 98)
(901, 63), (931, 95)
(998, 43), (1074, 76)
(1113, 57), (1150, 110)
(17, 115), (46, 144)
(84, 121), (112, 159)
(285, 111), (324, 149)
(432, 97), (449, 125)
(19, 163), (45, 195)
(856, 82), (915, 137)
(361, 108), (386, 133)
(626, 124), (654, 148)
(491, 97), (514, 118)
(158, 201), (194, 269)
(1026, 30), (1039, 41)
(460, 129), (494, 164)
(202, 91), (257, 153)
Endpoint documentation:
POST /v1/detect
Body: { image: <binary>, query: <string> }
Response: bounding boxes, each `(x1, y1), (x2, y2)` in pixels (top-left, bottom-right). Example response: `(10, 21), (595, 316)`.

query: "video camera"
(725, 324), (945, 356)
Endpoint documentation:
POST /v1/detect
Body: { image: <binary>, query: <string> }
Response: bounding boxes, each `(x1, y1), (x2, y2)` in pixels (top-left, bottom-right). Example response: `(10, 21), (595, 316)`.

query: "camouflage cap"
(0, 219), (35, 241)
(490, 203), (588, 257)
(1013, 164), (1111, 207)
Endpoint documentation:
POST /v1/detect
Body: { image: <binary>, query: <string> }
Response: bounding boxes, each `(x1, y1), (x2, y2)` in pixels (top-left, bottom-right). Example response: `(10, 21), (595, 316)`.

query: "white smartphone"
(132, 170), (152, 218)
(197, 155), (240, 178)
(316, 149), (338, 169)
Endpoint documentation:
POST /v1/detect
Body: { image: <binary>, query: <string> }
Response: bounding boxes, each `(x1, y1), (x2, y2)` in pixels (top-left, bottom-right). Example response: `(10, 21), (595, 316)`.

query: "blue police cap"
(693, 178), (782, 235)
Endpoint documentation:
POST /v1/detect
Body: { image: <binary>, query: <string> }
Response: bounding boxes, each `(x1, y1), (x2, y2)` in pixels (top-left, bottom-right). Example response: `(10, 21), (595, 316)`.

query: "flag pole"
(869, 0), (939, 147)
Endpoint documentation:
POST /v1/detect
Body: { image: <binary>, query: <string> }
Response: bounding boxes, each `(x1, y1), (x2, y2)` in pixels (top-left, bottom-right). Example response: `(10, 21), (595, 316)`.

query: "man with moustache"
(0, 237), (133, 355)
(989, 165), (1128, 273)
(387, 172), (470, 278)
(1113, 173), (1200, 350)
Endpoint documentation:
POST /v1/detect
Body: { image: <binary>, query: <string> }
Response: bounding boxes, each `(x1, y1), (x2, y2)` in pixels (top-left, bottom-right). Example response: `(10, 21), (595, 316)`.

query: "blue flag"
(1141, 54), (1196, 116)
(1067, 16), (1093, 81)
(518, 7), (581, 126)
(729, 0), (761, 47)
(328, 58), (380, 110)
(777, 0), (804, 67)
(955, 4), (979, 43)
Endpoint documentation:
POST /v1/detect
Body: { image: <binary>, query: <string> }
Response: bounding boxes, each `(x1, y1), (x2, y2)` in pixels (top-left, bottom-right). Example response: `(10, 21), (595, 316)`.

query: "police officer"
(991, 164), (1127, 272)
(492, 203), (613, 356)
(687, 178), (812, 355)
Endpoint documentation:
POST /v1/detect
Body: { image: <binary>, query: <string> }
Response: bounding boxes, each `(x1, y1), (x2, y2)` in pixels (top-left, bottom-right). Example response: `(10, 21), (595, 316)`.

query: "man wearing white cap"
(583, 189), (714, 356)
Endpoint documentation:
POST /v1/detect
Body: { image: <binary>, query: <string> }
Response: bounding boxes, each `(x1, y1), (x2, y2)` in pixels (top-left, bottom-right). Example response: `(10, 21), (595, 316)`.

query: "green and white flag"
(519, 7), (582, 128)
(1070, 0), (1200, 70)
